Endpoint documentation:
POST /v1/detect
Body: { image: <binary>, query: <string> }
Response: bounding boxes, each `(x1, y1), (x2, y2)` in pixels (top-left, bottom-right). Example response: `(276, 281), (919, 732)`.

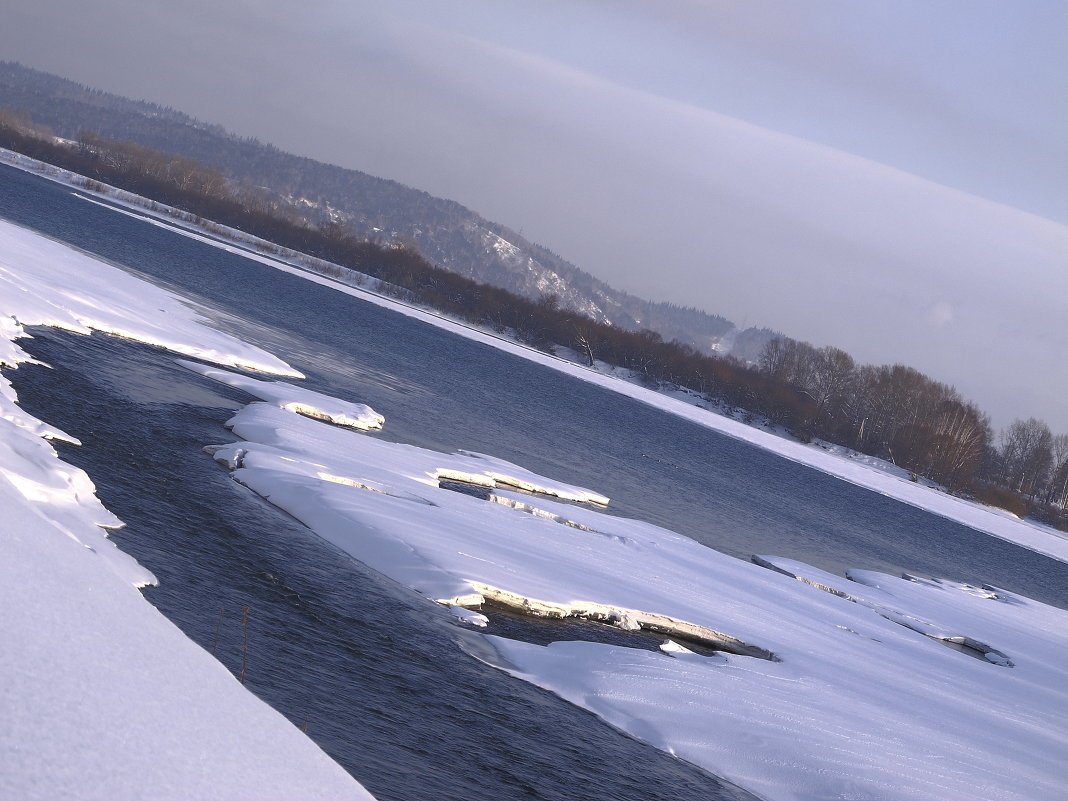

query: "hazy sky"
(2, 1), (1066, 432)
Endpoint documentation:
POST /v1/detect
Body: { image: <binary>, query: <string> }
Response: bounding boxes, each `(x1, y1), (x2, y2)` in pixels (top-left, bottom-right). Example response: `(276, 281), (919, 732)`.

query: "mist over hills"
(0, 61), (772, 358)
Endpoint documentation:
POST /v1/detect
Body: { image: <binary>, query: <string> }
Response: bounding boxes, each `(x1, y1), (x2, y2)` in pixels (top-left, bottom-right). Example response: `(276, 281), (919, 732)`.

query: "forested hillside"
(0, 61), (742, 352)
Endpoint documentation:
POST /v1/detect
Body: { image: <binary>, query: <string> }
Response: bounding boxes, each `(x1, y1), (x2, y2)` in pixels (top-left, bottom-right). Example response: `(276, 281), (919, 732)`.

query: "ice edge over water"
(464, 581), (778, 661)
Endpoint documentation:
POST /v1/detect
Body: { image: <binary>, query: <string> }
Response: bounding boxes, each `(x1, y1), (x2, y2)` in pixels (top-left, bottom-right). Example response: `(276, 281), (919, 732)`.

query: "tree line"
(1, 112), (1063, 529)
(753, 337), (1067, 514)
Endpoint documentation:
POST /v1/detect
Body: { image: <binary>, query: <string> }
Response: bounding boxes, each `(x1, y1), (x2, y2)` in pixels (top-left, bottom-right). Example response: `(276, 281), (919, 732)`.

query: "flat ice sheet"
(0, 218), (301, 377)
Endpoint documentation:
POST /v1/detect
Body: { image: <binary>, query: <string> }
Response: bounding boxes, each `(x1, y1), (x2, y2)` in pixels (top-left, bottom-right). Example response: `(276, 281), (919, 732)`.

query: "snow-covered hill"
(0, 62), (744, 354)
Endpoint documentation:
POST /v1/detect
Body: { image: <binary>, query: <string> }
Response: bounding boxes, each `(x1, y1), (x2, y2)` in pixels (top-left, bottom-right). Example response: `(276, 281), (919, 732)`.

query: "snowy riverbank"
(0, 218), (375, 800)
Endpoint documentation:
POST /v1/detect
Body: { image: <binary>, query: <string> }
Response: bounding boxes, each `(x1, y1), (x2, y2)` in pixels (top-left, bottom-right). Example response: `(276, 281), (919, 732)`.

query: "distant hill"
(0, 61), (771, 355)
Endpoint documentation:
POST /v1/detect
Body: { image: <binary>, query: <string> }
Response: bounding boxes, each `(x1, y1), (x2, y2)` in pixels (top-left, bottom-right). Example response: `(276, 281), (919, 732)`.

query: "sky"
(2, 0), (1066, 432)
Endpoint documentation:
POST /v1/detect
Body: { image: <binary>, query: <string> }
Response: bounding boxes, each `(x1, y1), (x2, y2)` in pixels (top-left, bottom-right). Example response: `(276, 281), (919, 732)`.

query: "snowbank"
(0, 477), (372, 801)
(192, 372), (1068, 801)
(0, 219), (374, 800)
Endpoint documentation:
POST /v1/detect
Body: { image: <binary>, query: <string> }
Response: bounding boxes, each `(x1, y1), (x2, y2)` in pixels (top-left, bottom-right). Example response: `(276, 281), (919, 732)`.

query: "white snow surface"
(201, 385), (1068, 801)
(0, 221), (373, 799)
(0, 478), (373, 801)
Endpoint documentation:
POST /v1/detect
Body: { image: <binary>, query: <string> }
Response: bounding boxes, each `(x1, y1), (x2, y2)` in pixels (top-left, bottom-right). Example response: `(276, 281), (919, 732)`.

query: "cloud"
(925, 301), (956, 328)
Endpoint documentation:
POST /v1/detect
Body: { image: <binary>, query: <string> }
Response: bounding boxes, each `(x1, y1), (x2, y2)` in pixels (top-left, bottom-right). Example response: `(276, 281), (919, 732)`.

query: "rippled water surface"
(3, 163), (1066, 799)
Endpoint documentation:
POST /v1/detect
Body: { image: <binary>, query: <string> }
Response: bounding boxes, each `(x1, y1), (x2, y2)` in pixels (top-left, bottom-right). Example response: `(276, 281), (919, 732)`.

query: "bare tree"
(1000, 418), (1054, 498)
(925, 400), (991, 489)
(1044, 433), (1068, 508)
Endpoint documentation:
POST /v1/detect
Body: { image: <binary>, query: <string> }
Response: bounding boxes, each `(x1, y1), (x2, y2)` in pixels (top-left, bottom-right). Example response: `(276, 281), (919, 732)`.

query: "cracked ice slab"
(177, 359), (384, 430)
(205, 394), (1068, 801)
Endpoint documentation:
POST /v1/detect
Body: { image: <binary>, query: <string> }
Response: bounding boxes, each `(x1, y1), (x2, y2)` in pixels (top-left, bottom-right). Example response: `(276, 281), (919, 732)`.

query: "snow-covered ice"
(192, 372), (1068, 801)
(0, 219), (374, 799)
(0, 218), (302, 378)
(177, 359), (384, 430)
(0, 477), (374, 801)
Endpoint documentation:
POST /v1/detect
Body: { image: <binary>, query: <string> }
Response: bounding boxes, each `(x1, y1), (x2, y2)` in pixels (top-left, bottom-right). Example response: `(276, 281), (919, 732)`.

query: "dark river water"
(2, 163), (1066, 800)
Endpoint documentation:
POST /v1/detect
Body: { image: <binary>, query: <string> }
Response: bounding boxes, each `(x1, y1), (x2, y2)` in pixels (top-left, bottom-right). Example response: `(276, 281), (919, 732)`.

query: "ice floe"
(177, 359), (384, 430)
(198, 378), (1068, 801)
